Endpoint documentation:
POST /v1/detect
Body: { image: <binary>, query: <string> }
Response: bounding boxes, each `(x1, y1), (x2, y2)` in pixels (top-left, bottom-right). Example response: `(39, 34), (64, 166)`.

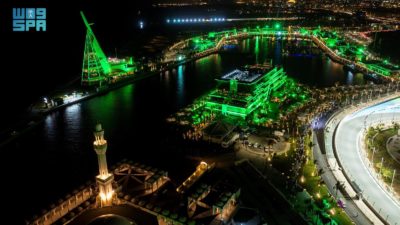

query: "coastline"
(0, 51), (217, 149)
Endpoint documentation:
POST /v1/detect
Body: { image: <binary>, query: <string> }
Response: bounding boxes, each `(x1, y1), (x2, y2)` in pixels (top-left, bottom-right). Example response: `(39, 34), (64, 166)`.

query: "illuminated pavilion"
(204, 65), (288, 118)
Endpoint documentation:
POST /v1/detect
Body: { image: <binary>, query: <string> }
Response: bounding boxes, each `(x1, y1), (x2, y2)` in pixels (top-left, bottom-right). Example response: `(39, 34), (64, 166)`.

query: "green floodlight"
(274, 23), (281, 29)
(327, 39), (337, 48)
(300, 28), (308, 35)
(208, 32), (215, 38)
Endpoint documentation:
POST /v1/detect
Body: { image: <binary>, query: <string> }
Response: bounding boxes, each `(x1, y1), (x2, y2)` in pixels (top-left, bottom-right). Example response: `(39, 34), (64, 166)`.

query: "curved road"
(335, 98), (400, 225)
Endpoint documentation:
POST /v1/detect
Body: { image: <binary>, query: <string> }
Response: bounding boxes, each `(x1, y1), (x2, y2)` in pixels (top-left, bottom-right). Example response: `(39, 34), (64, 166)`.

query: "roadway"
(312, 127), (373, 225)
(334, 98), (400, 225)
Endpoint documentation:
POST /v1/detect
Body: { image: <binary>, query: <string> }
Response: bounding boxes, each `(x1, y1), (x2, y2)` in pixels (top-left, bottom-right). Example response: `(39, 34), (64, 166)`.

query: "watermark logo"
(13, 8), (46, 32)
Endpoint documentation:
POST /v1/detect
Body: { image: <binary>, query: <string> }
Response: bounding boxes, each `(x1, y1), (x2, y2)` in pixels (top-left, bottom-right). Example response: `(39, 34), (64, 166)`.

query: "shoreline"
(0, 51), (217, 149)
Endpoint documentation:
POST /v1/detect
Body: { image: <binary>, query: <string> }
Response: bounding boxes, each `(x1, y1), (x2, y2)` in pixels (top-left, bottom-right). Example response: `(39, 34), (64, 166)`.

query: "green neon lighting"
(300, 28), (309, 35)
(255, 36), (259, 63)
(204, 67), (288, 118)
(230, 79), (238, 95)
(193, 37), (201, 43)
(81, 11), (111, 86)
(364, 63), (392, 76)
(326, 38), (337, 48)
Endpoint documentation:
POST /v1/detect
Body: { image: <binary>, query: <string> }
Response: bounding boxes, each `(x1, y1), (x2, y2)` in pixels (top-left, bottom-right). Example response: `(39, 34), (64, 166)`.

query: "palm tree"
(394, 122), (400, 133)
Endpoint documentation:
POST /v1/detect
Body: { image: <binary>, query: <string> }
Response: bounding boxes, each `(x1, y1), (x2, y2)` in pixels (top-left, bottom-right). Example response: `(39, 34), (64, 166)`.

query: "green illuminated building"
(205, 66), (287, 118)
(81, 11), (137, 86)
(363, 62), (400, 76)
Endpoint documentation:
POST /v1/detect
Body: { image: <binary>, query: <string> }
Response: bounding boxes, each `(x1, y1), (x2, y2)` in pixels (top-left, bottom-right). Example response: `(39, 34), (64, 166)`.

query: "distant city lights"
(166, 17), (226, 24)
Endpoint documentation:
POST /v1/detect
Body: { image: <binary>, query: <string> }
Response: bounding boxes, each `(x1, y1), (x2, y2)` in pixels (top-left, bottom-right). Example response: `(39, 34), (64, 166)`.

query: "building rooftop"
(221, 69), (260, 83)
(220, 64), (272, 83)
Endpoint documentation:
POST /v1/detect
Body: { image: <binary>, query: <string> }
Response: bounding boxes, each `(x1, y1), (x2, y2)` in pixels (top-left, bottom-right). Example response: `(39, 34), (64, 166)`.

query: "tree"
(393, 122), (400, 131)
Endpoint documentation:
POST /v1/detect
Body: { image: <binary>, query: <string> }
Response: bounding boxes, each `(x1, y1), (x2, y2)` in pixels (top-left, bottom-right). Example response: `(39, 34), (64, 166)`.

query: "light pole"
(371, 147), (375, 167)
(391, 169), (396, 189)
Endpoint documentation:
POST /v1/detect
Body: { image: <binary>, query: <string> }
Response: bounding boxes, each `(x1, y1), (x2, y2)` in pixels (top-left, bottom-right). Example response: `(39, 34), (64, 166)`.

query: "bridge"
(166, 29), (311, 62)
(310, 35), (387, 77)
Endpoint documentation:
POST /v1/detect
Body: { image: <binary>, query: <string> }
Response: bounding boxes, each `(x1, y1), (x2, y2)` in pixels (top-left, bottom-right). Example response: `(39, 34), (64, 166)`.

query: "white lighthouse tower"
(93, 123), (114, 207)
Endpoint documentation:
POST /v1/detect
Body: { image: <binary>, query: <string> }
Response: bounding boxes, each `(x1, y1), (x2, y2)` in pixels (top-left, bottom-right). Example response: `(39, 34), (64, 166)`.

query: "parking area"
(236, 133), (290, 156)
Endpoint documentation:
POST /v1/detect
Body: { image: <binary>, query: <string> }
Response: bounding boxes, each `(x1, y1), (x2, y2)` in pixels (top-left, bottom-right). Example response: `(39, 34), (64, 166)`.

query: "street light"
(371, 147), (375, 166)
(391, 169), (396, 189)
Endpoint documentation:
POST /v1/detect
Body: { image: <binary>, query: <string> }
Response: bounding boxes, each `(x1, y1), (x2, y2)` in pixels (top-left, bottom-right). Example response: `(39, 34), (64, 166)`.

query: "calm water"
(1, 37), (365, 222)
